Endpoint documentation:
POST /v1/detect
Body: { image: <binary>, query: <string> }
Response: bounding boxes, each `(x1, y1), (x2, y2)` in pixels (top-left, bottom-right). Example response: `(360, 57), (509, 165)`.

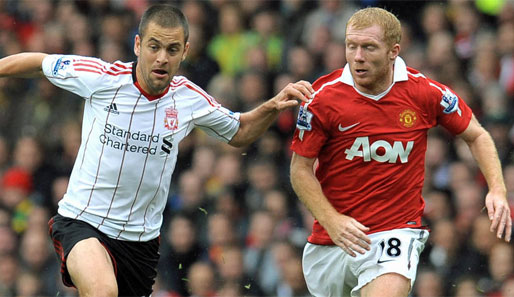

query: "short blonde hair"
(346, 7), (402, 47)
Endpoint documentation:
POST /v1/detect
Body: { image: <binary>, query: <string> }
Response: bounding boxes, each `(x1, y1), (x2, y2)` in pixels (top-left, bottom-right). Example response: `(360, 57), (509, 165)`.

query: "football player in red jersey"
(290, 7), (511, 297)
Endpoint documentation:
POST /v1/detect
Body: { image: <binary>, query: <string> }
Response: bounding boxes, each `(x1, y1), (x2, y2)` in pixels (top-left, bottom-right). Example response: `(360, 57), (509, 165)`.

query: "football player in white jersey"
(0, 4), (314, 297)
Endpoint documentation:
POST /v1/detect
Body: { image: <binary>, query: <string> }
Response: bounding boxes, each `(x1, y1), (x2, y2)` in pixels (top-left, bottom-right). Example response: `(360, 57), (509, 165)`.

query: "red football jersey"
(291, 58), (472, 245)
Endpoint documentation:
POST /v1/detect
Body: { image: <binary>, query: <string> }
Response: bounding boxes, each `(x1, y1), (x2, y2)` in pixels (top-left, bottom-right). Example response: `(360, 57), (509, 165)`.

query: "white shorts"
(302, 228), (429, 297)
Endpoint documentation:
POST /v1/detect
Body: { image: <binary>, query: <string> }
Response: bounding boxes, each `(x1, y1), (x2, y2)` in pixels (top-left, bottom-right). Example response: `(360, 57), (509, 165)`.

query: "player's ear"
(134, 35), (141, 57)
(389, 43), (400, 61)
(181, 41), (190, 62)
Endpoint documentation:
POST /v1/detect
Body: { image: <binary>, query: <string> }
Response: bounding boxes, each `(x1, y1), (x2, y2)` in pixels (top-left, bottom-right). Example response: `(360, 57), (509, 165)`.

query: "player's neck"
(134, 63), (166, 96)
(355, 69), (394, 96)
(134, 64), (150, 94)
(133, 63), (170, 100)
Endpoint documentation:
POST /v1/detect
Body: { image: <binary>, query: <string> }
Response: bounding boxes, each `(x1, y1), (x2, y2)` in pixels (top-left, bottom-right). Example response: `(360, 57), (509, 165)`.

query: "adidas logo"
(104, 103), (119, 115)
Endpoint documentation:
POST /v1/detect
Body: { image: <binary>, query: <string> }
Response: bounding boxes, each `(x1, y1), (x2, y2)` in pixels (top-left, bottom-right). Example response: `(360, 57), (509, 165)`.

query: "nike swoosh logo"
(377, 259), (394, 264)
(338, 122), (360, 132)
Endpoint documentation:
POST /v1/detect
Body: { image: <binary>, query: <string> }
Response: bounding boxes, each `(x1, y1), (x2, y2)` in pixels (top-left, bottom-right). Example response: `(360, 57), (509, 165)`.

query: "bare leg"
(360, 273), (410, 297)
(66, 238), (118, 297)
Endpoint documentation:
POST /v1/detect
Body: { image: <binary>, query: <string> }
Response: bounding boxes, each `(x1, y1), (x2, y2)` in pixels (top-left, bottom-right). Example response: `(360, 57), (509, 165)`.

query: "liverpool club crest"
(164, 107), (178, 130)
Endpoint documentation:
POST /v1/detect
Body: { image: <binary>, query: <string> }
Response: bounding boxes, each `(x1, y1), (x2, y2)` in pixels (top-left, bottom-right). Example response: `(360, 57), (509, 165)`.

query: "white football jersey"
(42, 55), (240, 241)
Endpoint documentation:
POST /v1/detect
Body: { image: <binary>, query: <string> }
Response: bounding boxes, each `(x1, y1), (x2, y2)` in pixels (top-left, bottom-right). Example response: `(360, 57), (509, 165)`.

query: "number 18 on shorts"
(303, 228), (429, 297)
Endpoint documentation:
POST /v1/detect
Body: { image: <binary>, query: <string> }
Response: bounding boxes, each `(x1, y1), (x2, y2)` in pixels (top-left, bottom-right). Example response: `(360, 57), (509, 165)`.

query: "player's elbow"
(228, 138), (245, 148)
(228, 125), (257, 147)
(228, 134), (250, 148)
(290, 172), (299, 192)
(290, 161), (303, 189)
(460, 126), (490, 147)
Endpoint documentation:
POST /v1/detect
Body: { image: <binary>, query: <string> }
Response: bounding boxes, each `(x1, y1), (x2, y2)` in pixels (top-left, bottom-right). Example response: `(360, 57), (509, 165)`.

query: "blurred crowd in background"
(0, 0), (513, 296)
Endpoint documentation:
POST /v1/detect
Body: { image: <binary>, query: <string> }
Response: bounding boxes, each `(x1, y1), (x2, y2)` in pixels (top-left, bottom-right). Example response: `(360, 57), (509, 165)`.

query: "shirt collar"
(132, 61), (170, 101)
(340, 56), (408, 86)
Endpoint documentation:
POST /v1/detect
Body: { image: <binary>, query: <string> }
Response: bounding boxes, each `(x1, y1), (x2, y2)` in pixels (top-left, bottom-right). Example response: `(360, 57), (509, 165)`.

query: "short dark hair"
(138, 4), (189, 43)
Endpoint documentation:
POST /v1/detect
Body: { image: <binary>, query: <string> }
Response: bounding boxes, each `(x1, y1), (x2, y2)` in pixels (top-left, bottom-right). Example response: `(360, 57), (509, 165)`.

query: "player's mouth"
(354, 68), (368, 77)
(152, 69), (168, 79)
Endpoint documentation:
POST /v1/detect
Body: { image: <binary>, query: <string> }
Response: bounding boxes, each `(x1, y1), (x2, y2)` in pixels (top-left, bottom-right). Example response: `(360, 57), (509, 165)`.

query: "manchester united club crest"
(164, 107), (179, 130)
(399, 109), (417, 128)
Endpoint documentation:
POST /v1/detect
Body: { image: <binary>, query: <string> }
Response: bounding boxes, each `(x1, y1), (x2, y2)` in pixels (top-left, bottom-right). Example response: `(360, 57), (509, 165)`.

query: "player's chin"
(147, 83), (168, 94)
(152, 79), (171, 89)
(353, 77), (369, 87)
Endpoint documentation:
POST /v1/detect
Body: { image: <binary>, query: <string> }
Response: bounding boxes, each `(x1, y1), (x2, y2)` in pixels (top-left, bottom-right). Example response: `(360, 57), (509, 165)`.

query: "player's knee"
(95, 282), (118, 297)
(361, 273), (410, 297)
(79, 280), (118, 297)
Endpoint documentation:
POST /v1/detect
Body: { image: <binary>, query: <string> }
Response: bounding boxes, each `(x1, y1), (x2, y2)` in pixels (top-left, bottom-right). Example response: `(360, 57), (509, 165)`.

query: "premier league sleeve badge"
(440, 88), (462, 116)
(296, 105), (314, 141)
(296, 105), (313, 131)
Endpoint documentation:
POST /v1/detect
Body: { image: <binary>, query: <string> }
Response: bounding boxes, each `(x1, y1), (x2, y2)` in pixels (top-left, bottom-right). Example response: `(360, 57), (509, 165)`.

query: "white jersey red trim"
(42, 55), (240, 241)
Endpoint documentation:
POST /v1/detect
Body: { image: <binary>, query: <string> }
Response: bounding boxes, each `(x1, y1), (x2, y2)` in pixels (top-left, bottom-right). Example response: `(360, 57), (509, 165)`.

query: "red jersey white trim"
(291, 57), (472, 245)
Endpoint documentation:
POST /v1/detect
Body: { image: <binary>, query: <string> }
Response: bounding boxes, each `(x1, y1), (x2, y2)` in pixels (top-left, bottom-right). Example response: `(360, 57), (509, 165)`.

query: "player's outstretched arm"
(458, 114), (512, 242)
(228, 80), (313, 147)
(0, 53), (48, 78)
(290, 152), (371, 256)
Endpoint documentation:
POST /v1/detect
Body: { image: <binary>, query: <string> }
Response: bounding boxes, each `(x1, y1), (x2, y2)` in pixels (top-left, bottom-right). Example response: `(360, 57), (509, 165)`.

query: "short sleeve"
(42, 55), (131, 99)
(187, 82), (241, 143)
(427, 79), (473, 135)
(194, 106), (241, 143)
(290, 99), (329, 158)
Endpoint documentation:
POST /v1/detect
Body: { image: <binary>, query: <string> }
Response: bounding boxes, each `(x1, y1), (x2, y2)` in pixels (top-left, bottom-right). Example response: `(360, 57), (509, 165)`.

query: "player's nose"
(354, 47), (365, 61)
(155, 49), (167, 64)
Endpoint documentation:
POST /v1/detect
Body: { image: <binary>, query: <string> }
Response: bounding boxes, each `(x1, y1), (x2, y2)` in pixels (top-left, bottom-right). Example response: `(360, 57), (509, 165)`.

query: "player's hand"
(271, 80), (314, 111)
(324, 214), (371, 257)
(485, 191), (512, 242)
